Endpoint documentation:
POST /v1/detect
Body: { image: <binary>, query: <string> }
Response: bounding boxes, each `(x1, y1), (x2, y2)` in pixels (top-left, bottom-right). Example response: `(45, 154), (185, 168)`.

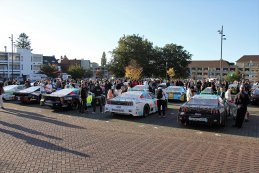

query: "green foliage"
(224, 69), (241, 82)
(108, 34), (154, 78)
(101, 52), (107, 67)
(15, 33), (32, 50)
(40, 64), (59, 78)
(67, 65), (86, 80)
(161, 44), (192, 79)
(108, 34), (192, 79)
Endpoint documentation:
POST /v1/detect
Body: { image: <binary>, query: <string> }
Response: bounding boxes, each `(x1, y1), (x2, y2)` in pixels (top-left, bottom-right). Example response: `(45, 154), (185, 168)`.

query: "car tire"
(180, 120), (188, 126)
(220, 114), (226, 127)
(143, 105), (150, 117)
(70, 100), (79, 110)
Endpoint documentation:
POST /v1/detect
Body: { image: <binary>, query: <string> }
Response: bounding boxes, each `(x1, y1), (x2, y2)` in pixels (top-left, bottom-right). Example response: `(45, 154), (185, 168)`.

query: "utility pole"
(218, 26), (226, 82)
(9, 34), (14, 80)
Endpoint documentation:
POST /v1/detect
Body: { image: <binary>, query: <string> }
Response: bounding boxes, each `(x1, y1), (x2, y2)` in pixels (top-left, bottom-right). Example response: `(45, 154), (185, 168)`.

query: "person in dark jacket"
(0, 82), (5, 109)
(79, 82), (89, 113)
(92, 82), (103, 113)
(233, 85), (250, 128)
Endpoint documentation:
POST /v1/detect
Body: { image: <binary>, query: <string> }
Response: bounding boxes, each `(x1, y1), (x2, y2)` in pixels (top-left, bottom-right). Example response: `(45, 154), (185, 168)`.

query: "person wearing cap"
(234, 85), (250, 128)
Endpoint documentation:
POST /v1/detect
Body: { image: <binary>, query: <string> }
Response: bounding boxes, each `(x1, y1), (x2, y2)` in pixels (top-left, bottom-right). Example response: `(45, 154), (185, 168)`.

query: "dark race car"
(178, 94), (228, 127)
(41, 88), (80, 110)
(14, 86), (45, 103)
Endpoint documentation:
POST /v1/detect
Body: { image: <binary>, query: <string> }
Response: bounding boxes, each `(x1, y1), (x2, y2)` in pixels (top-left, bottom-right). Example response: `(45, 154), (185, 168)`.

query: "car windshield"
(50, 88), (78, 97)
(166, 87), (182, 92)
(131, 85), (147, 91)
(20, 86), (41, 92)
(187, 98), (219, 106)
(202, 87), (212, 93)
(118, 92), (141, 98)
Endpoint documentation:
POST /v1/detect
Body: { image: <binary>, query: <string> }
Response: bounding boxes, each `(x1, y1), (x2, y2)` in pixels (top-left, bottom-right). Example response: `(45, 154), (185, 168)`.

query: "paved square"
(0, 102), (259, 173)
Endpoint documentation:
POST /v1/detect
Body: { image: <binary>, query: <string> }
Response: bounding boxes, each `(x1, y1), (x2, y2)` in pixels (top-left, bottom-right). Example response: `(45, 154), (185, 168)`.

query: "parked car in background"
(164, 86), (186, 102)
(129, 85), (149, 92)
(3, 85), (25, 101)
(200, 87), (217, 95)
(14, 86), (45, 103)
(250, 88), (259, 105)
(178, 94), (228, 127)
(105, 91), (158, 117)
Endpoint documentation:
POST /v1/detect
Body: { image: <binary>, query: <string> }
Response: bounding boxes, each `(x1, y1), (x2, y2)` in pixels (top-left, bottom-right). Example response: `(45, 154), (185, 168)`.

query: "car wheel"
(70, 100), (79, 110)
(180, 120), (188, 126)
(143, 105), (150, 117)
(220, 114), (226, 127)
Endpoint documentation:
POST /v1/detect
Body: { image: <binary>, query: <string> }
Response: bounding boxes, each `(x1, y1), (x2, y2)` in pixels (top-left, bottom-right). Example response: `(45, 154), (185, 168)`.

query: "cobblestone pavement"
(0, 102), (259, 173)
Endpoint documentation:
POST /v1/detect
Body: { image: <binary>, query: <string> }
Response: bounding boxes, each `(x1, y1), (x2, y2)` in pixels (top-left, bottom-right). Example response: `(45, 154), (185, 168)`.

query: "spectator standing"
(92, 83), (103, 113)
(186, 86), (194, 102)
(79, 82), (89, 113)
(157, 88), (166, 117)
(0, 82), (5, 109)
(233, 85), (250, 128)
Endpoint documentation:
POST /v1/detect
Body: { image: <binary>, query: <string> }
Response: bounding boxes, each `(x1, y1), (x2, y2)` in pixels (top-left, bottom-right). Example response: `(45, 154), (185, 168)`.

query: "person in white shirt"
(225, 87), (232, 102)
(186, 86), (194, 102)
(45, 81), (53, 94)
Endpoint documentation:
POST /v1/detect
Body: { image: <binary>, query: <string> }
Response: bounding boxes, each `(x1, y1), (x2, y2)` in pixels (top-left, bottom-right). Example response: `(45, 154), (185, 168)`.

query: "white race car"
(105, 91), (158, 117)
(3, 85), (25, 101)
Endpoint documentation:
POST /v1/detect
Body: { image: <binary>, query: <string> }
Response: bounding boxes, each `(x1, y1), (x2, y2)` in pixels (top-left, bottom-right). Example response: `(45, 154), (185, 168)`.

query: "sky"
(0, 0), (258, 65)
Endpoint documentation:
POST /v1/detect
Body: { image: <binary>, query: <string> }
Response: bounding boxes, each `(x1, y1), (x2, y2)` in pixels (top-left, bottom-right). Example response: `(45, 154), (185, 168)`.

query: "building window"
(216, 68), (220, 71)
(245, 68), (249, 71)
(197, 68), (202, 71)
(203, 68), (208, 71)
(223, 68), (228, 71)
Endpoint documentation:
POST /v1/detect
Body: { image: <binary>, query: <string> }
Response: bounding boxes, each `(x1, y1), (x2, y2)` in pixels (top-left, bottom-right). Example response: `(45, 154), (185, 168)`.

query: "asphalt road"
(0, 101), (259, 173)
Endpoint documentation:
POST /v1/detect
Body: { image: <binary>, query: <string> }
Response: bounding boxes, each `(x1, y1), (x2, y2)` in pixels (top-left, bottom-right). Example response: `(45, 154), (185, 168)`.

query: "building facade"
(0, 48), (43, 80)
(188, 60), (237, 80)
(236, 55), (259, 82)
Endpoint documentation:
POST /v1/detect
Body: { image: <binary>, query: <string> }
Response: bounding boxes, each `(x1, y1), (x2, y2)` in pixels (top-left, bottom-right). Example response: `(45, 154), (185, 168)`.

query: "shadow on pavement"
(65, 104), (259, 139)
(0, 127), (89, 158)
(0, 120), (62, 140)
(3, 108), (85, 129)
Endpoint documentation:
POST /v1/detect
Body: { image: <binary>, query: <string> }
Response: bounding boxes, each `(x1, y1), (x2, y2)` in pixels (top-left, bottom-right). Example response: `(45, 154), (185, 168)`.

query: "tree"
(160, 44), (192, 79)
(125, 60), (143, 81)
(108, 34), (192, 79)
(40, 64), (59, 78)
(95, 69), (103, 79)
(15, 33), (32, 50)
(167, 67), (175, 80)
(108, 34), (154, 77)
(224, 69), (241, 82)
(67, 64), (86, 80)
(101, 52), (107, 67)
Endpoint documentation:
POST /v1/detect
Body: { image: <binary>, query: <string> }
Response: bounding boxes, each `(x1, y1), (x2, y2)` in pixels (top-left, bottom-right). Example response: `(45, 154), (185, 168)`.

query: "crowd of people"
(1, 77), (258, 128)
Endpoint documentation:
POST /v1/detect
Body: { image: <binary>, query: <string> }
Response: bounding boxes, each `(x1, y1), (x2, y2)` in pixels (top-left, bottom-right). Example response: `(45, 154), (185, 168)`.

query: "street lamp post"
(9, 34), (14, 81)
(218, 25), (226, 82)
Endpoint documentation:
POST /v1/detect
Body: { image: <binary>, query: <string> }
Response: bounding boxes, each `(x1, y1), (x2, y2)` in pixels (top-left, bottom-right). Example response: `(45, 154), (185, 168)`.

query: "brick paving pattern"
(0, 102), (259, 173)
